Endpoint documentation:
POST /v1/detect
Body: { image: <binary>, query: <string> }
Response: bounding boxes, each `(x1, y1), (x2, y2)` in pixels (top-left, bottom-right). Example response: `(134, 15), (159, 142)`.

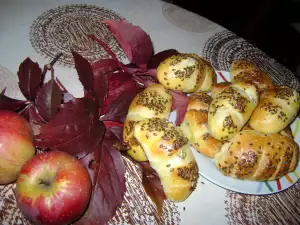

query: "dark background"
(167, 0), (300, 79)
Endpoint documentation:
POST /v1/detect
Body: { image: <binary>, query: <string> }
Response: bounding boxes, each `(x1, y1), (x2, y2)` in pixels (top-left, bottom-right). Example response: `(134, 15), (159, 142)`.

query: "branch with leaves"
(0, 20), (189, 224)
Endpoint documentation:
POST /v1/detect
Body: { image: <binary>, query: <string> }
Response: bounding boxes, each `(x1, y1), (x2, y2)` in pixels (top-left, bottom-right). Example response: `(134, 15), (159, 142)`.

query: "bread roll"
(242, 122), (294, 139)
(208, 82), (258, 141)
(187, 92), (211, 111)
(123, 84), (172, 161)
(180, 93), (222, 158)
(249, 86), (300, 134)
(280, 126), (294, 139)
(211, 82), (231, 98)
(157, 53), (216, 93)
(214, 130), (299, 181)
(230, 60), (274, 92)
(230, 60), (257, 78)
(134, 118), (199, 202)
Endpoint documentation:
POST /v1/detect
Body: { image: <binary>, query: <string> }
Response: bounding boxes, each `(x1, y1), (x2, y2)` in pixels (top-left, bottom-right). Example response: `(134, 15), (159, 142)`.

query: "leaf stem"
(40, 53), (63, 86)
(50, 53), (63, 66)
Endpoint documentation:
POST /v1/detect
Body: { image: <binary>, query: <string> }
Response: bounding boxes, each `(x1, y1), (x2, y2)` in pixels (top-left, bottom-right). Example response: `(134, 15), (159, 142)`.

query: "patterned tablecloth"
(0, 0), (299, 224)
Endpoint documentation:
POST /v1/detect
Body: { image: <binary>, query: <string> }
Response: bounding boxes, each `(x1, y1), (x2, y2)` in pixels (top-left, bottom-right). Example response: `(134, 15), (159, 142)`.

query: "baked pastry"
(134, 118), (199, 202)
(123, 84), (172, 161)
(230, 60), (274, 92)
(230, 60), (257, 78)
(180, 93), (222, 158)
(249, 86), (300, 133)
(208, 82), (258, 141)
(211, 82), (231, 98)
(214, 130), (299, 181)
(242, 122), (294, 139)
(157, 53), (216, 93)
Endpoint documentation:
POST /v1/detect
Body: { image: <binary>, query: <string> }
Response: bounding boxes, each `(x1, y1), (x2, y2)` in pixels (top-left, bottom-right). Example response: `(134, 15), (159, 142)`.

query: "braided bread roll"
(157, 53), (216, 93)
(249, 86), (300, 134)
(123, 84), (172, 161)
(208, 82), (258, 141)
(134, 118), (199, 202)
(180, 93), (222, 158)
(230, 60), (274, 92)
(214, 130), (299, 181)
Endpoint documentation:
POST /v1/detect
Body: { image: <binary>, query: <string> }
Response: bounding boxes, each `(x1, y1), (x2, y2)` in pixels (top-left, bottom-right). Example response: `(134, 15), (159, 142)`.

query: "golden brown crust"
(123, 84), (172, 161)
(232, 70), (274, 93)
(242, 122), (294, 139)
(208, 82), (258, 141)
(188, 92), (212, 111)
(280, 126), (294, 139)
(157, 53), (216, 93)
(249, 86), (300, 133)
(181, 110), (222, 158)
(211, 82), (231, 98)
(134, 118), (199, 202)
(123, 120), (148, 161)
(230, 60), (257, 78)
(214, 130), (299, 181)
(181, 92), (222, 158)
(230, 60), (274, 93)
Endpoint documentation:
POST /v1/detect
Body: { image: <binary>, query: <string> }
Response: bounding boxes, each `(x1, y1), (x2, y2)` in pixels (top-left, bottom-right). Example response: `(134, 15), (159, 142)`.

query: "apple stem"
(39, 179), (51, 187)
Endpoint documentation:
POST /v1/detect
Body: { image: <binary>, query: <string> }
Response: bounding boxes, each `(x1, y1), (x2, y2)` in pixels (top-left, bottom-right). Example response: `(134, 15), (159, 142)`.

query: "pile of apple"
(0, 110), (92, 225)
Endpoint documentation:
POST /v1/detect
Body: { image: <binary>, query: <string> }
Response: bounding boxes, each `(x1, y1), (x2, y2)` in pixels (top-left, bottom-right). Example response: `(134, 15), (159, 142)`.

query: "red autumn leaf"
(104, 20), (153, 67)
(0, 94), (28, 111)
(35, 79), (63, 122)
(123, 49), (180, 78)
(122, 63), (146, 74)
(22, 104), (46, 136)
(148, 49), (180, 68)
(89, 35), (118, 60)
(17, 57), (42, 100)
(72, 51), (95, 95)
(123, 64), (157, 78)
(35, 98), (105, 158)
(102, 72), (136, 113)
(140, 162), (166, 215)
(170, 91), (189, 125)
(103, 121), (124, 141)
(134, 75), (158, 87)
(92, 59), (119, 108)
(101, 84), (142, 123)
(77, 132), (126, 225)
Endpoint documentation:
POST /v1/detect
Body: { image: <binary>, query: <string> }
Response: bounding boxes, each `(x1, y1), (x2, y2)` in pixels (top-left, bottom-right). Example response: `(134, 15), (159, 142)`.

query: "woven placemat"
(202, 30), (300, 92)
(29, 4), (126, 66)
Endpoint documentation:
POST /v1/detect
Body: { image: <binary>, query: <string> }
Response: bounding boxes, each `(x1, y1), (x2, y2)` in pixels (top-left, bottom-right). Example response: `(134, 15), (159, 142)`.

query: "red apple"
(0, 110), (33, 140)
(16, 151), (92, 225)
(0, 111), (35, 184)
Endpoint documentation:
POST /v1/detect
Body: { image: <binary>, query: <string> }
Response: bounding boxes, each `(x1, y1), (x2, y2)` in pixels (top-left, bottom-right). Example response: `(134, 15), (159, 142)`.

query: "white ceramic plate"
(169, 71), (300, 195)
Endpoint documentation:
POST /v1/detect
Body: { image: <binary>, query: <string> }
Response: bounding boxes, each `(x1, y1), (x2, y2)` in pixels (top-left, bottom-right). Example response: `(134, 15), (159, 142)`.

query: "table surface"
(0, 1), (299, 225)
